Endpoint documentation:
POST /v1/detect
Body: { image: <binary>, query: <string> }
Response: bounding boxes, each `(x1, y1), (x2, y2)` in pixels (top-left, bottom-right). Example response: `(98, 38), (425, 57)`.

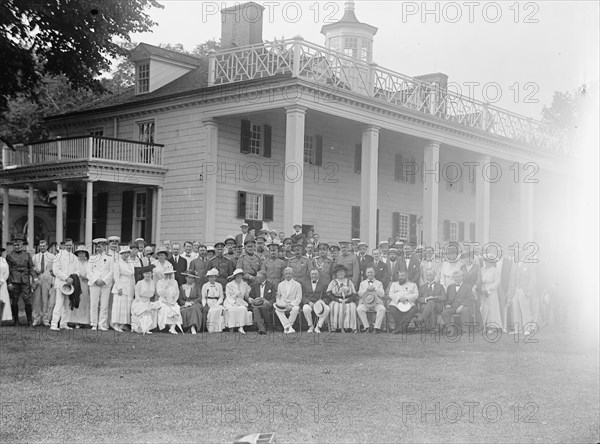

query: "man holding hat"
(207, 242), (234, 289)
(288, 243), (312, 289)
(302, 269), (330, 333)
(261, 243), (286, 288)
(5, 238), (38, 326)
(247, 270), (276, 334)
(290, 223), (306, 247)
(88, 238), (115, 331)
(336, 241), (360, 289)
(357, 266), (386, 333)
(235, 223), (254, 247)
(274, 267), (302, 333)
(237, 239), (261, 284)
(50, 238), (78, 330)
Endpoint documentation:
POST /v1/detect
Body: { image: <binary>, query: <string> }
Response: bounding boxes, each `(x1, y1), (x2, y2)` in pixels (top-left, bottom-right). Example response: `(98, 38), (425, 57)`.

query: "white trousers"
(89, 285), (112, 329)
(50, 290), (71, 329)
(356, 303), (386, 329)
(276, 306), (300, 329)
(302, 303), (330, 328)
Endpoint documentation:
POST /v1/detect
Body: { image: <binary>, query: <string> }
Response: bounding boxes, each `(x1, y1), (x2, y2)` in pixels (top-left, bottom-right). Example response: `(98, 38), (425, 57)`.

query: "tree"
(0, 0), (163, 113)
(541, 90), (581, 132)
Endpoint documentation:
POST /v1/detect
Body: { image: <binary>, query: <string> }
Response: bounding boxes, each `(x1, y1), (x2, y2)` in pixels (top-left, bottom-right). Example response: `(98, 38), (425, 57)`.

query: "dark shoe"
(360, 326), (369, 333)
(258, 329), (266, 335)
(374, 328), (384, 334)
(368, 326), (374, 333)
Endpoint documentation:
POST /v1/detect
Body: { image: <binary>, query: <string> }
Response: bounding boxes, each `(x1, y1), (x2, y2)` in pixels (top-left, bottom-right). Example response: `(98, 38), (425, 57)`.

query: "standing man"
(274, 267), (302, 334)
(207, 241), (234, 289)
(356, 266), (386, 333)
(420, 246), (441, 286)
(247, 270), (276, 334)
(50, 238), (78, 330)
(508, 250), (537, 335)
(182, 241), (198, 262)
(357, 241), (374, 282)
(237, 239), (261, 285)
(337, 241), (360, 289)
(134, 238), (146, 260)
(371, 249), (391, 292)
(290, 223), (306, 247)
(378, 241), (390, 263)
(169, 243), (188, 287)
(261, 243), (287, 288)
(235, 223), (253, 247)
(400, 244), (421, 285)
(6, 238), (38, 326)
(351, 238), (361, 256)
(388, 247), (401, 282)
(106, 235), (120, 259)
(31, 240), (55, 326)
(302, 269), (330, 333)
(312, 243), (333, 286)
(254, 235), (268, 262)
(88, 238), (115, 331)
(288, 243), (312, 289)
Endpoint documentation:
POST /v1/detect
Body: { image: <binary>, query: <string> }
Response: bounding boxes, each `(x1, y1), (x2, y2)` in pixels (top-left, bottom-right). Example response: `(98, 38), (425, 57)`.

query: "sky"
(132, 0), (600, 119)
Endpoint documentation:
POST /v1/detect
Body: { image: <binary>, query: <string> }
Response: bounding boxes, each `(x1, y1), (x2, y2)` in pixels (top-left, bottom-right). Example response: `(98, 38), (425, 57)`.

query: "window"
(238, 191), (274, 221)
(395, 153), (417, 184)
(360, 39), (372, 61)
(249, 123), (261, 155)
(245, 193), (262, 220)
(137, 63), (150, 94)
(304, 136), (314, 164)
(449, 220), (458, 242)
(134, 192), (147, 239)
(397, 213), (409, 240)
(88, 128), (104, 137)
(343, 37), (358, 58)
(240, 120), (271, 157)
(138, 120), (155, 144)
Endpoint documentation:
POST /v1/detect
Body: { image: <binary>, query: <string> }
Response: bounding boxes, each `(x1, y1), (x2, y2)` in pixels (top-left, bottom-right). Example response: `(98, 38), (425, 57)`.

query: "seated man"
(247, 271), (276, 335)
(302, 269), (330, 333)
(356, 266), (386, 333)
(388, 270), (419, 334)
(441, 270), (474, 336)
(274, 267), (302, 334)
(418, 268), (446, 332)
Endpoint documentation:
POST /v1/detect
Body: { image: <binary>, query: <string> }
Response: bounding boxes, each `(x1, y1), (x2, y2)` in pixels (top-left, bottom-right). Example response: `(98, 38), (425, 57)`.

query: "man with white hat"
(87, 238), (115, 331)
(235, 223), (254, 247)
(290, 223), (306, 247)
(107, 235), (120, 259)
(274, 267), (302, 333)
(351, 238), (361, 256)
(134, 238), (145, 260)
(302, 269), (330, 333)
(50, 238), (78, 330)
(357, 266), (386, 333)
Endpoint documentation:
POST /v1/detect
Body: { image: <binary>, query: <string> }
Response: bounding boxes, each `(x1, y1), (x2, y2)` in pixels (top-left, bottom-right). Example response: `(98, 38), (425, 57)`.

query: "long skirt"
(480, 290), (503, 329)
(180, 303), (203, 331)
(225, 306), (247, 328)
(157, 303), (182, 330)
(0, 284), (12, 321)
(206, 304), (224, 333)
(111, 291), (134, 325)
(70, 281), (90, 325)
(329, 301), (357, 331)
(131, 299), (160, 333)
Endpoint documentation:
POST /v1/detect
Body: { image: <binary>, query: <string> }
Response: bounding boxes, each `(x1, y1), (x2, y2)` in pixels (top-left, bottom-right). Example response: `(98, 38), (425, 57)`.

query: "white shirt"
(33, 251), (55, 277)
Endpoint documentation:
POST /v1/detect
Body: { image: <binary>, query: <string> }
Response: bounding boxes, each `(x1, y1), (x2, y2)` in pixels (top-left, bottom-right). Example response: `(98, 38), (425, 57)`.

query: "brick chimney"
(221, 2), (265, 49)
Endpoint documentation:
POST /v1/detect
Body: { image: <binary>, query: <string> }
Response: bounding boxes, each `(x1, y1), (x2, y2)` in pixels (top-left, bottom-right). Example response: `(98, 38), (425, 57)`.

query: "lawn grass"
(0, 324), (598, 443)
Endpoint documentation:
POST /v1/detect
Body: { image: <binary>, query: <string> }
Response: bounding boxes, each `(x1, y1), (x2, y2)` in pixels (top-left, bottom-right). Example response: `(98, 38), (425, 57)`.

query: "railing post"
(208, 49), (216, 86)
(429, 82), (438, 116)
(1, 147), (6, 170)
(57, 136), (62, 160)
(368, 62), (378, 97)
(88, 136), (93, 160)
(28, 144), (32, 164)
(292, 35), (304, 77)
(481, 103), (489, 131)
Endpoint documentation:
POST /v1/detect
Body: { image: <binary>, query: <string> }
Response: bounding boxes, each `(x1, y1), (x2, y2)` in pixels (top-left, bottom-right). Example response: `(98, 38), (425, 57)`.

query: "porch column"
(475, 155), (492, 245)
(27, 184), (34, 249)
(1, 187), (9, 248)
(55, 181), (63, 244)
(154, 186), (162, 246)
(203, 119), (218, 243)
(85, 180), (93, 250)
(422, 141), (440, 247)
(520, 179), (534, 244)
(283, 105), (306, 232)
(360, 125), (380, 249)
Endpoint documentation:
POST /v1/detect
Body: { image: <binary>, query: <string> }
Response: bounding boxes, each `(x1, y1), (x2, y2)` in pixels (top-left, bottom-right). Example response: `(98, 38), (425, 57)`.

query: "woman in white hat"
(131, 266), (160, 334)
(201, 268), (224, 333)
(156, 269), (184, 334)
(153, 246), (174, 284)
(69, 245), (91, 327)
(224, 268), (250, 334)
(111, 246), (135, 332)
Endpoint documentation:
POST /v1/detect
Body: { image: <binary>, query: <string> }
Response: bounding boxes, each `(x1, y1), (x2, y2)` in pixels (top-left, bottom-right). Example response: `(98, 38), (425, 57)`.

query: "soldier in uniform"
(288, 243), (312, 289)
(254, 235), (268, 262)
(312, 243), (333, 286)
(207, 241), (234, 289)
(337, 241), (360, 289)
(223, 235), (237, 262)
(237, 239), (262, 284)
(328, 242), (340, 264)
(6, 238), (38, 326)
(282, 238), (294, 260)
(261, 243), (287, 288)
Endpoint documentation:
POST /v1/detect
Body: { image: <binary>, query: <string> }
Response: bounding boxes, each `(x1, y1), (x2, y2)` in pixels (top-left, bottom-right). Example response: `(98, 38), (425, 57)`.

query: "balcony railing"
(2, 136), (164, 169)
(208, 37), (571, 154)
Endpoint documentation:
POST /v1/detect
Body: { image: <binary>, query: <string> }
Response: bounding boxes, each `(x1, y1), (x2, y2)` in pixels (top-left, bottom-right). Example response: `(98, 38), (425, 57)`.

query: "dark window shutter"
(470, 222), (476, 241)
(443, 220), (450, 241)
(354, 144), (362, 173)
(263, 124), (272, 158)
(263, 194), (274, 221)
(237, 191), (247, 219)
(458, 221), (465, 241)
(315, 135), (323, 166)
(351, 206), (360, 239)
(66, 194), (82, 242)
(240, 119), (251, 154)
(145, 188), (153, 243)
(395, 153), (404, 182)
(409, 214), (417, 245)
(392, 212), (400, 238)
(121, 190), (134, 243)
(93, 193), (108, 239)
(409, 156), (416, 184)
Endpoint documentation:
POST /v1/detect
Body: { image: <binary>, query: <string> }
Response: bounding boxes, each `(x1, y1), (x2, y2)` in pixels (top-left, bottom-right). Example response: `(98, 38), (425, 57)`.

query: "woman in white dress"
(0, 248), (12, 322)
(156, 269), (183, 334)
(326, 264), (358, 333)
(111, 246), (135, 332)
(152, 247), (174, 285)
(224, 269), (250, 334)
(480, 255), (503, 333)
(201, 268), (224, 333)
(131, 267), (161, 334)
(69, 245), (91, 327)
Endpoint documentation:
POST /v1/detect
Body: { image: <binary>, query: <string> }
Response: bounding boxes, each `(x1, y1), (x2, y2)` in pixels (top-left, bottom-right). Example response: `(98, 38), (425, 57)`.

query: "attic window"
(137, 63), (150, 94)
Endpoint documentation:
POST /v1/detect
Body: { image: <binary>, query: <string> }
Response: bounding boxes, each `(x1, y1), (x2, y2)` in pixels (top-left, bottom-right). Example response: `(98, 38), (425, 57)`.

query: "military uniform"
(312, 256), (333, 286)
(237, 253), (262, 284)
(6, 249), (38, 325)
(336, 252), (360, 288)
(288, 256), (312, 288)
(261, 257), (287, 288)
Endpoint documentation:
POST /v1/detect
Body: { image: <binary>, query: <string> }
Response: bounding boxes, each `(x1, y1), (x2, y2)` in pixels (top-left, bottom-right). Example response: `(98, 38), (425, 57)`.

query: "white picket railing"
(209, 37), (570, 154)
(2, 136), (164, 169)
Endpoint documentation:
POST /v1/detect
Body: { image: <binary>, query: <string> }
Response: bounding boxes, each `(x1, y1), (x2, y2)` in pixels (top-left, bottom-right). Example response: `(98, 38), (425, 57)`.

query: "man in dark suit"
(399, 244), (421, 285)
(247, 270), (276, 334)
(290, 223), (307, 247)
(388, 247), (402, 282)
(441, 270), (474, 336)
(302, 269), (330, 333)
(356, 241), (374, 282)
(418, 268), (447, 331)
(235, 223), (254, 247)
(168, 242), (188, 286)
(372, 249), (391, 291)
(188, 254), (208, 285)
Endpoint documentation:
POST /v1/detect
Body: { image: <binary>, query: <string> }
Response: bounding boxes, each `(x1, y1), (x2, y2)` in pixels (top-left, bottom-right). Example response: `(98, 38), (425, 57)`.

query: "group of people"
(0, 222), (546, 337)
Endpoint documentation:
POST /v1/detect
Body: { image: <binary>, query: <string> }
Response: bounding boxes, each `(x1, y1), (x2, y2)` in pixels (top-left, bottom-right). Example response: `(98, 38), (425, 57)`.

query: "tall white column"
(360, 125), (380, 249)
(476, 155), (491, 245)
(154, 186), (162, 246)
(422, 141), (440, 247)
(55, 181), (63, 244)
(1, 187), (9, 248)
(283, 105), (306, 233)
(85, 181), (93, 250)
(27, 184), (35, 249)
(203, 119), (218, 243)
(520, 179), (534, 244)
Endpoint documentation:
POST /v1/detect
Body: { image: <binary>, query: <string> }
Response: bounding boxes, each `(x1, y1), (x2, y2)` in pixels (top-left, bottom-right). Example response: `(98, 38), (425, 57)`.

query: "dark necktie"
(40, 254), (45, 273)
(312, 280), (317, 284)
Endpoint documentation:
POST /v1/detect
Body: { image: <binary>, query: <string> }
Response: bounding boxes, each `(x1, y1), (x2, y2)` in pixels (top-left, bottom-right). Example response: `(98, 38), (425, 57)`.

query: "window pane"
(304, 135), (314, 164)
(138, 63), (149, 93)
(249, 123), (261, 155)
(245, 193), (262, 220)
